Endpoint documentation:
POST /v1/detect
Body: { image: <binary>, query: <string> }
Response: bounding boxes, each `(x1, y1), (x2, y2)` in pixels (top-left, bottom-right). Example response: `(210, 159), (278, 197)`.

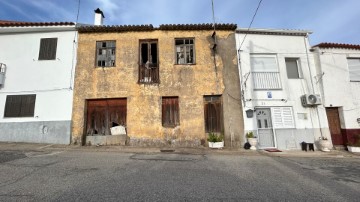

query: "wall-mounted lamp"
(246, 109), (254, 118)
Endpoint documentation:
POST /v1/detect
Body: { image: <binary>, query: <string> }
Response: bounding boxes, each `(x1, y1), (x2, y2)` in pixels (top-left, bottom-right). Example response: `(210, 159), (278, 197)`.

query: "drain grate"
(160, 149), (175, 153)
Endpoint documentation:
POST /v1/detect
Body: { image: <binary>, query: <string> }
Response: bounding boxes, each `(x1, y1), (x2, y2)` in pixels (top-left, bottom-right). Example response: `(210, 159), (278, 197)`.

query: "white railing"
(252, 72), (281, 89)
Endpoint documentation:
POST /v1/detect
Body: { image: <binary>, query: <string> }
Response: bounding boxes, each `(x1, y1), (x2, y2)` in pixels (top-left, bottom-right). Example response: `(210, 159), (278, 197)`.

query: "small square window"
(285, 58), (301, 79)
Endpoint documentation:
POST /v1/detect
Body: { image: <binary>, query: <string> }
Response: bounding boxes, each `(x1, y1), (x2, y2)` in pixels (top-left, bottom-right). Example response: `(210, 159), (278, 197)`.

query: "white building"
(0, 21), (77, 144)
(236, 28), (331, 150)
(312, 43), (360, 148)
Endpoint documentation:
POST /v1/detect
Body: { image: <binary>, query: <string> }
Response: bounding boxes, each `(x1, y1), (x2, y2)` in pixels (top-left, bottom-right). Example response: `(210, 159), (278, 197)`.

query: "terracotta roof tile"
(158, 23), (237, 30)
(78, 24), (154, 33)
(77, 23), (236, 33)
(313, 43), (360, 50)
(0, 20), (75, 27)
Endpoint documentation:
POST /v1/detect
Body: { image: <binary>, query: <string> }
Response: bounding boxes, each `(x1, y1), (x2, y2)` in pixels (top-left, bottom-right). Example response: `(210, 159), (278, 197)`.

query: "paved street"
(0, 144), (359, 201)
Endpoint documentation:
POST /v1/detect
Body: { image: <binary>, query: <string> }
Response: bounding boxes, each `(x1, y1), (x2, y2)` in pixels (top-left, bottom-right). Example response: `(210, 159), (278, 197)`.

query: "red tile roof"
(78, 23), (237, 33)
(313, 43), (360, 50)
(0, 20), (75, 27)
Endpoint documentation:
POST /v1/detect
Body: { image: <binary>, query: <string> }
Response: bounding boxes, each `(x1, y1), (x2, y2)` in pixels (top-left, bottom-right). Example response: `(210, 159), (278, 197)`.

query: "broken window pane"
(176, 38), (195, 64)
(96, 41), (116, 67)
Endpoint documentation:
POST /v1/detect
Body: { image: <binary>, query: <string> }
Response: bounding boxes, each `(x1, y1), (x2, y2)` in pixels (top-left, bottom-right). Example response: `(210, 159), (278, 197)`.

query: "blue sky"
(0, 0), (359, 45)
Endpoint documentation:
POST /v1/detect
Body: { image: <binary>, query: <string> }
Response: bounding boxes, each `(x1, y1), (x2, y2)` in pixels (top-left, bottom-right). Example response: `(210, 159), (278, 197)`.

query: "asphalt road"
(0, 149), (359, 201)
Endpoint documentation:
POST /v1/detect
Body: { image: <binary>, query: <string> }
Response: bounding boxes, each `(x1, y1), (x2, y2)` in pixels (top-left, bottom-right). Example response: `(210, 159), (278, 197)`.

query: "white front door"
(256, 108), (275, 148)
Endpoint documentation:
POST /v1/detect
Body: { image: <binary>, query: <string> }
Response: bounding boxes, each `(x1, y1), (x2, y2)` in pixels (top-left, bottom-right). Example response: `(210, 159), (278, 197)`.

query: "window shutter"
(271, 107), (295, 129)
(39, 38), (57, 60)
(348, 58), (360, 81)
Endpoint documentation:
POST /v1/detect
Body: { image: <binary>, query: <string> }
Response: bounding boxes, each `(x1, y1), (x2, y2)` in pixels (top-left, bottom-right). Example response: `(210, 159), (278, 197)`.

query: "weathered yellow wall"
(72, 30), (239, 146)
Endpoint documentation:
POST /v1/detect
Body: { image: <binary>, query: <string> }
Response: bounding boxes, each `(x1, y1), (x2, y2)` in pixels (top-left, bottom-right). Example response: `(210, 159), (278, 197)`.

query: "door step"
(333, 145), (346, 150)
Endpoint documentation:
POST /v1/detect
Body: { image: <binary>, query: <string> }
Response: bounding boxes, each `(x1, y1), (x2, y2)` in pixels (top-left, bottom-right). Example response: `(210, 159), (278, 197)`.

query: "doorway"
(256, 108), (275, 148)
(326, 107), (343, 145)
(86, 98), (127, 136)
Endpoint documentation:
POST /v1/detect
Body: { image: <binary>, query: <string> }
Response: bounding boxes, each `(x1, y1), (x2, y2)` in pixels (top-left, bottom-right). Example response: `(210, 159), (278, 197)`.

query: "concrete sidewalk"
(0, 142), (359, 158)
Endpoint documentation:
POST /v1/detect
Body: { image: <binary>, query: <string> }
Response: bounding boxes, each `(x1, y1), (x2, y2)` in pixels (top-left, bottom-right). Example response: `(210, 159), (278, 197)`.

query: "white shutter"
(348, 58), (360, 81)
(271, 107), (295, 129)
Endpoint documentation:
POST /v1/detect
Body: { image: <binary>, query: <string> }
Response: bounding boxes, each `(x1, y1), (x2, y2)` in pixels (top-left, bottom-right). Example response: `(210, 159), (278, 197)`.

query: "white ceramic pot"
(209, 141), (224, 149)
(348, 146), (360, 153)
(319, 140), (331, 152)
(247, 138), (258, 150)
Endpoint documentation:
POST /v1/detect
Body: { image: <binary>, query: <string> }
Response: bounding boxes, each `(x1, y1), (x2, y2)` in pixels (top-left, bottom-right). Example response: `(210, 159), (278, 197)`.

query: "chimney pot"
(94, 8), (105, 25)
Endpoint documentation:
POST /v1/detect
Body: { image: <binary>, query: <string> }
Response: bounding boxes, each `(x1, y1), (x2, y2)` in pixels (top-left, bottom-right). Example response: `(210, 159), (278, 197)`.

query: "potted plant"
(318, 136), (331, 152)
(347, 135), (360, 153)
(207, 132), (224, 149)
(246, 131), (257, 150)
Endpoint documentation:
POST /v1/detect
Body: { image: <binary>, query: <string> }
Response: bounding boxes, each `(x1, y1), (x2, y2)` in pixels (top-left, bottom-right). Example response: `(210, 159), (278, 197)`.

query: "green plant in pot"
(207, 132), (224, 149)
(246, 131), (257, 150)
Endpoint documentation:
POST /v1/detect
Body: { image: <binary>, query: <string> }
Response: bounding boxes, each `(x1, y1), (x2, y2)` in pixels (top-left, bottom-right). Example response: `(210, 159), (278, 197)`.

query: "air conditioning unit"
(301, 94), (322, 107)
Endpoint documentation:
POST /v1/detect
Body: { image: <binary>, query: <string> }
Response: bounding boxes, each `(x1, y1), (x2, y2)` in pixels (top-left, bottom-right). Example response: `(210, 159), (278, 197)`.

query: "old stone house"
(71, 21), (243, 147)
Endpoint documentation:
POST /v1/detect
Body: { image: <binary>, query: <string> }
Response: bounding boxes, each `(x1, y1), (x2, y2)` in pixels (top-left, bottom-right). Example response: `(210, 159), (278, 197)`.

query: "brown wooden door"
(326, 108), (343, 145)
(86, 98), (127, 136)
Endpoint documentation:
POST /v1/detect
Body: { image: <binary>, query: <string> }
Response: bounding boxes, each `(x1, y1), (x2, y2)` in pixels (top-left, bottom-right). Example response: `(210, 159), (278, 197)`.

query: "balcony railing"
(138, 63), (159, 84)
(252, 72), (281, 89)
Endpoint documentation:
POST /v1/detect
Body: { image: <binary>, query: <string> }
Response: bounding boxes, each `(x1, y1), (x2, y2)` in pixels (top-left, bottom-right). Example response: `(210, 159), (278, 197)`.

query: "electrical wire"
(69, 0), (81, 90)
(239, 0), (263, 51)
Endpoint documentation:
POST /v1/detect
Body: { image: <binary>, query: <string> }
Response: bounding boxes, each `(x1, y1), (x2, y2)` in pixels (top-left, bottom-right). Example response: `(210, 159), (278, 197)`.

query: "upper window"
(38, 38), (57, 60)
(162, 97), (179, 127)
(96, 41), (116, 67)
(250, 55), (281, 89)
(347, 58), (360, 82)
(139, 40), (159, 84)
(175, 39), (194, 64)
(285, 58), (301, 79)
(4, 94), (36, 117)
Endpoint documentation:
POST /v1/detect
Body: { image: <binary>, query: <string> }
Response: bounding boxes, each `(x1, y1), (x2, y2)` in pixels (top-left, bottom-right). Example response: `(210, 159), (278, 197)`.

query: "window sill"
(162, 124), (180, 128)
(174, 63), (196, 66)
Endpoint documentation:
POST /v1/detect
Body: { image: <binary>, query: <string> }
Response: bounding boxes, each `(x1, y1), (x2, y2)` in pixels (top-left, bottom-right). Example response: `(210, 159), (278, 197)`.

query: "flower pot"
(247, 138), (258, 150)
(319, 139), (331, 152)
(348, 146), (360, 153)
(209, 141), (224, 149)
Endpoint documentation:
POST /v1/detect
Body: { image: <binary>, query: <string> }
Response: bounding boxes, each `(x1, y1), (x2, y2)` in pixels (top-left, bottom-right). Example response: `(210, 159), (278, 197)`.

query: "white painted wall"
(0, 28), (77, 122)
(314, 47), (360, 129)
(235, 31), (331, 147)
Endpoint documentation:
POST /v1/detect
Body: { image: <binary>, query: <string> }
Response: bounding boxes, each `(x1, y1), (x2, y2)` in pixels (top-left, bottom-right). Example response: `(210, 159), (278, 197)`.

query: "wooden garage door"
(326, 108), (343, 145)
(86, 98), (127, 136)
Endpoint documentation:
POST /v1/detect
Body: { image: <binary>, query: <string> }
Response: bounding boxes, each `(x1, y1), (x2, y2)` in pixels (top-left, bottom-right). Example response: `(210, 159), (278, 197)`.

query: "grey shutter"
(348, 58), (360, 81)
(285, 58), (300, 79)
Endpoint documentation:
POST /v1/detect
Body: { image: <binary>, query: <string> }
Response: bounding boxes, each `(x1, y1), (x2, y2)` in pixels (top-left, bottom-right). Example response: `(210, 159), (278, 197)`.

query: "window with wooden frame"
(175, 38), (195, 64)
(38, 38), (57, 60)
(4, 94), (36, 117)
(139, 40), (159, 83)
(204, 95), (222, 133)
(96, 41), (116, 67)
(162, 97), (179, 127)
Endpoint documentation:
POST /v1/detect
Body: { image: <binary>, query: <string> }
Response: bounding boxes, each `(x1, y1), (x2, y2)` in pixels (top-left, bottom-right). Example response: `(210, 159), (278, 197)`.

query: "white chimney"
(94, 8), (105, 26)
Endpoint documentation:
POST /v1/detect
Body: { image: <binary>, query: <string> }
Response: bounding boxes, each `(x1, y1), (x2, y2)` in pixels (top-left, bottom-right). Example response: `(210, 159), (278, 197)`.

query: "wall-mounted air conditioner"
(301, 94), (322, 107)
